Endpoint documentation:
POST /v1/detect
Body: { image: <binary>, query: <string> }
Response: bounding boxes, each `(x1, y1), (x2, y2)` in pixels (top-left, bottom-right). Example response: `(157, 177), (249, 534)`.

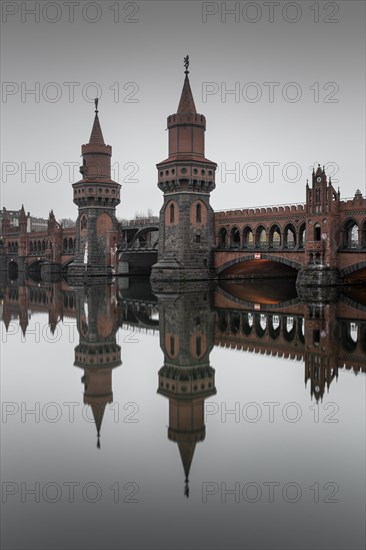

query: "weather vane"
(184, 55), (189, 75)
(94, 97), (99, 114)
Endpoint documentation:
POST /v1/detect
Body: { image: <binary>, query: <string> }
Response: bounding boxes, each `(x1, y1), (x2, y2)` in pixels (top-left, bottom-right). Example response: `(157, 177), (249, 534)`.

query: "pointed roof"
(90, 402), (107, 448)
(177, 75), (197, 115)
(89, 113), (105, 145)
(178, 441), (196, 480)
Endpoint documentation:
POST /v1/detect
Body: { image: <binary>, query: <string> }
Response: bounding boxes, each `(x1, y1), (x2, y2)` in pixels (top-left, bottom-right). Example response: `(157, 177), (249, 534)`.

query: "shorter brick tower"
(151, 57), (217, 282)
(68, 100), (121, 277)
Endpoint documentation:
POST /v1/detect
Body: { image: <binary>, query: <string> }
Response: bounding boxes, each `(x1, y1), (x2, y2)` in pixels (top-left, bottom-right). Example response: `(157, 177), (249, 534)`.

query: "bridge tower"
(297, 164), (341, 286)
(156, 290), (216, 496)
(151, 57), (217, 282)
(68, 100), (121, 277)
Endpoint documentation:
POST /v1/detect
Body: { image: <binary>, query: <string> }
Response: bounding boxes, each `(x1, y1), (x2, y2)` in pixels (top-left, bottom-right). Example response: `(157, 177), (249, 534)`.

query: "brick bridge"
(213, 171), (366, 284)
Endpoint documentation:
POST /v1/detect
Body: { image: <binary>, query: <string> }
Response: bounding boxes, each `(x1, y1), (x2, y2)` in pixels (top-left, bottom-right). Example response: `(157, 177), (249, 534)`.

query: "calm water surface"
(1, 276), (365, 550)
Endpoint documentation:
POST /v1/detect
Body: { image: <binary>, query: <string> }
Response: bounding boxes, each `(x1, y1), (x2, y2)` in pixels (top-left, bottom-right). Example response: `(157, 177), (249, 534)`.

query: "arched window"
(269, 225), (281, 248)
(343, 220), (359, 249)
(256, 226), (267, 248)
(230, 226), (240, 248)
(196, 336), (202, 357)
(243, 227), (254, 248)
(284, 224), (296, 248)
(63, 238), (68, 252)
(80, 216), (87, 230)
(170, 335), (175, 355)
(314, 224), (321, 241)
(196, 203), (202, 223)
(170, 203), (175, 223)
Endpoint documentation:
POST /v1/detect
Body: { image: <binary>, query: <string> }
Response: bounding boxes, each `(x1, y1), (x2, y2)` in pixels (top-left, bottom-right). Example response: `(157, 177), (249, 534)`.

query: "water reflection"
(1, 274), (365, 549)
(2, 274), (365, 441)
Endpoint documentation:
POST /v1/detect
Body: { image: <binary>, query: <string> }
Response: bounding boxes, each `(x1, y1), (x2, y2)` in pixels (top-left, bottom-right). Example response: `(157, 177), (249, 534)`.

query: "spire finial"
(184, 478), (189, 498)
(94, 97), (99, 114)
(184, 55), (189, 75)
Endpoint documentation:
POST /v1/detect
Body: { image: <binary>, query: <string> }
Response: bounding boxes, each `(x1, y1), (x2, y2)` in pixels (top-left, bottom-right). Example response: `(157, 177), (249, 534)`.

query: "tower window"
(196, 336), (202, 357)
(196, 234), (201, 243)
(170, 336), (175, 356)
(196, 203), (202, 223)
(170, 203), (175, 223)
(314, 224), (321, 241)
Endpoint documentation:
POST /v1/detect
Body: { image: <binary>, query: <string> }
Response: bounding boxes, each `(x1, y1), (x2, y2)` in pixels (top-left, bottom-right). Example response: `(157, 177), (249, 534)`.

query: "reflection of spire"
(184, 478), (189, 498)
(90, 401), (107, 449)
(178, 441), (196, 498)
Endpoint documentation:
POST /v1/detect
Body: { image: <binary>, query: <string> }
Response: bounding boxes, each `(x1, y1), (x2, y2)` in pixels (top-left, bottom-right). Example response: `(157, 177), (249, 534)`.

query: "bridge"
(214, 182), (366, 284)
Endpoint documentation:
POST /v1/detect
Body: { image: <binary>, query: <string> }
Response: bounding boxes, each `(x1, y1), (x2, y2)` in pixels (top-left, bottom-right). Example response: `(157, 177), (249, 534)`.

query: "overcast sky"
(1, 0), (365, 220)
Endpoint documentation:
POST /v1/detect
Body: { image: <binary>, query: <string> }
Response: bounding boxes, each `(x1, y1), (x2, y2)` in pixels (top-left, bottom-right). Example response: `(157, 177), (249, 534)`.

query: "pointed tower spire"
(89, 98), (105, 145)
(177, 55), (197, 114)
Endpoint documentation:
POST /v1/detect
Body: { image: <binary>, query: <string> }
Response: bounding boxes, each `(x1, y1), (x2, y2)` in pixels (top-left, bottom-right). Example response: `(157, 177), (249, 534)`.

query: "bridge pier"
(296, 265), (341, 288)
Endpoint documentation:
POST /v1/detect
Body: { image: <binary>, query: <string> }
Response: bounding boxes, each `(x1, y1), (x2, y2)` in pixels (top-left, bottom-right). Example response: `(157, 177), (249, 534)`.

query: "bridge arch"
(243, 226), (254, 248)
(283, 223), (297, 248)
(230, 226), (240, 248)
(128, 226), (159, 248)
(269, 224), (281, 248)
(255, 225), (267, 247)
(216, 253), (302, 276)
(340, 260), (366, 280)
(342, 218), (359, 249)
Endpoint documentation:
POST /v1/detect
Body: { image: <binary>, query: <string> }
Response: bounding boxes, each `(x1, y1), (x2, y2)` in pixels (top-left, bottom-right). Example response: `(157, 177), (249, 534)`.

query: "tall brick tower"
(68, 100), (121, 277)
(151, 56), (217, 282)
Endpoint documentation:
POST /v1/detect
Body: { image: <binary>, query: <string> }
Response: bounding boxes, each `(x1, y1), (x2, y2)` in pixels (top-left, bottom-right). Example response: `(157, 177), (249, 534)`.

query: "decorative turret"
(151, 57), (217, 282)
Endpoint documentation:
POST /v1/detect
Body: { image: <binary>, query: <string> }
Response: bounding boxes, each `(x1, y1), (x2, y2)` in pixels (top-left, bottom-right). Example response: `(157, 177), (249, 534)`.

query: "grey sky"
(1, 0), (365, 220)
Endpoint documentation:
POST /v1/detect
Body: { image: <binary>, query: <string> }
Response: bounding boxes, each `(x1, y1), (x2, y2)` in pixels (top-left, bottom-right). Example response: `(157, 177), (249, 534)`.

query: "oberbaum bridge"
(1, 58), (366, 287)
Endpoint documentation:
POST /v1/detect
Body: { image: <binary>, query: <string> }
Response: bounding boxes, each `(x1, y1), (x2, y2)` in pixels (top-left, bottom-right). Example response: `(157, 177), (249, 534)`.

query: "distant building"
(0, 209), (48, 235)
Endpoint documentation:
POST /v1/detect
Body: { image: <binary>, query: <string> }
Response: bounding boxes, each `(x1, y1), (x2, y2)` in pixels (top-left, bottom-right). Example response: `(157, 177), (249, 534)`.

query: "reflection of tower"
(157, 291), (216, 496)
(304, 301), (338, 401)
(74, 283), (121, 447)
(69, 100), (121, 277)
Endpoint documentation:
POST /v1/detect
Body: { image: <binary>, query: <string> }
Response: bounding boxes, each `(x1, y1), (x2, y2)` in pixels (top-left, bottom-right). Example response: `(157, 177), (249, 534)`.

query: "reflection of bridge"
(2, 277), (365, 383)
(2, 277), (365, 496)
